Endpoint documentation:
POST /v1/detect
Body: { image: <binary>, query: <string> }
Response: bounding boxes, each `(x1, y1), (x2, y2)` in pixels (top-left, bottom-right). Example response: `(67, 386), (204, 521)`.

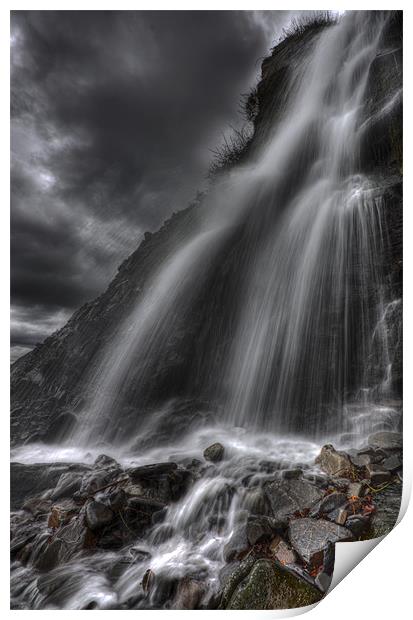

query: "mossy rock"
(221, 558), (322, 610)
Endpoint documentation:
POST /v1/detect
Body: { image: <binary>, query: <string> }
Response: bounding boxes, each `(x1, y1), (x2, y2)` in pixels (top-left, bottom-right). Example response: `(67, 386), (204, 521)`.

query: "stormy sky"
(11, 10), (303, 362)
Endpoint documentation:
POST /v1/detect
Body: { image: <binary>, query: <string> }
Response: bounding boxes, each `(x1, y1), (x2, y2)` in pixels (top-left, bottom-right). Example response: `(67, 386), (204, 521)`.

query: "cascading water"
(70, 11), (397, 446)
(11, 11), (402, 610)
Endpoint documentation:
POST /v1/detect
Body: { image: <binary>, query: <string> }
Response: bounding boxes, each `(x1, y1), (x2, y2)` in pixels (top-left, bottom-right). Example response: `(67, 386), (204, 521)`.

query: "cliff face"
(11, 13), (402, 445)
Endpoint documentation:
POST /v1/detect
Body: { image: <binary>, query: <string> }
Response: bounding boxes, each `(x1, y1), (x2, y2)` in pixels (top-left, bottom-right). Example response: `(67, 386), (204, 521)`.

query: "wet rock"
(356, 447), (387, 462)
(283, 563), (318, 588)
(333, 508), (348, 526)
(222, 558), (322, 609)
(126, 462), (191, 504)
(85, 500), (114, 531)
(22, 497), (52, 517)
(152, 506), (168, 525)
(32, 510), (88, 570)
(246, 516), (274, 545)
(168, 468), (195, 501)
(127, 496), (166, 514)
(203, 442), (225, 463)
(289, 518), (352, 564)
(264, 479), (323, 521)
(322, 542), (335, 576)
(96, 524), (133, 549)
(128, 462), (178, 481)
(128, 546), (152, 561)
(281, 469), (303, 480)
(368, 431), (402, 451)
(330, 478), (350, 491)
(178, 457), (203, 473)
(381, 454), (402, 472)
(172, 577), (205, 609)
(11, 462), (67, 510)
(315, 445), (353, 477)
(51, 472), (83, 501)
(315, 571), (332, 593)
(47, 501), (79, 528)
(10, 522), (39, 559)
(364, 480), (402, 538)
(78, 468), (123, 499)
(218, 556), (260, 608)
(142, 568), (155, 593)
(223, 523), (250, 562)
(269, 535), (297, 565)
(365, 464), (391, 485)
(241, 487), (270, 516)
(345, 514), (370, 537)
(349, 453), (372, 467)
(103, 488), (127, 512)
(309, 492), (347, 517)
(94, 454), (119, 469)
(303, 473), (331, 488)
(347, 482), (367, 498)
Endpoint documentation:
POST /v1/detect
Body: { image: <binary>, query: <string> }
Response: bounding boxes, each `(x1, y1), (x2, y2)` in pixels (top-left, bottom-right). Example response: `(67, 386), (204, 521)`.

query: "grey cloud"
(11, 10), (297, 356)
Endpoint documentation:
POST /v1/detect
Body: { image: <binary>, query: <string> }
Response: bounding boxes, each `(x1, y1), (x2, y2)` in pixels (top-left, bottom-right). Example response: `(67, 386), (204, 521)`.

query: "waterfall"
(71, 11), (394, 446)
(10, 12), (403, 611)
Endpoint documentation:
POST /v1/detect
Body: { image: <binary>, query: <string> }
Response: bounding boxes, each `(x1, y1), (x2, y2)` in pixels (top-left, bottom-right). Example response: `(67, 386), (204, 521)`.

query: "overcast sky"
(11, 10), (303, 362)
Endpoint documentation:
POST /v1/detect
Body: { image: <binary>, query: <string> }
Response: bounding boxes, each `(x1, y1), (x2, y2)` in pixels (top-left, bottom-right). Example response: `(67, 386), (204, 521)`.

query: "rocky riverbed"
(10, 428), (402, 610)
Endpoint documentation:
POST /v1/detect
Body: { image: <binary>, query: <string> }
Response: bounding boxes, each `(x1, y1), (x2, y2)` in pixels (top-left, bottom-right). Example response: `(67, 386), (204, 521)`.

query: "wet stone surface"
(10, 424), (403, 610)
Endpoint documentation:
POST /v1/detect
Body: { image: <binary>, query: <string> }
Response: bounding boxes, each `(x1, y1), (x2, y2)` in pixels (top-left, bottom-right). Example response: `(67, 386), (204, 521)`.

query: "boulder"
(264, 479), (323, 521)
(368, 431), (402, 451)
(269, 535), (297, 565)
(85, 500), (114, 531)
(223, 524), (250, 562)
(126, 462), (191, 503)
(51, 472), (83, 501)
(94, 454), (120, 469)
(347, 482), (367, 498)
(309, 492), (347, 518)
(304, 473), (331, 488)
(103, 488), (127, 512)
(333, 508), (348, 525)
(47, 501), (79, 528)
(77, 468), (123, 499)
(345, 514), (370, 537)
(222, 559), (322, 609)
(365, 465), (391, 486)
(289, 518), (353, 564)
(128, 462), (178, 481)
(32, 510), (89, 571)
(172, 577), (205, 609)
(349, 453), (372, 467)
(315, 445), (353, 477)
(281, 469), (303, 480)
(203, 443), (225, 463)
(381, 454), (402, 472)
(315, 571), (332, 593)
(126, 496), (166, 514)
(246, 516), (274, 545)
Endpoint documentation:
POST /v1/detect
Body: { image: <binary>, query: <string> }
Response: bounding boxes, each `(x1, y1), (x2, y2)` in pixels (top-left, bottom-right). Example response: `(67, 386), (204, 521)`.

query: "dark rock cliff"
(11, 12), (402, 445)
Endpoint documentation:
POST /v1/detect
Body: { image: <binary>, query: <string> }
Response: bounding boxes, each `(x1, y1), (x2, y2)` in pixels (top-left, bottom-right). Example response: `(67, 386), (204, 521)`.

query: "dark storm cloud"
(11, 10), (297, 356)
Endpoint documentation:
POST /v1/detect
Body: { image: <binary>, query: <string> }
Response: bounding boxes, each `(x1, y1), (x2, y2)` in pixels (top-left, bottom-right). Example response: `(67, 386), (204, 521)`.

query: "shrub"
(208, 124), (253, 176)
